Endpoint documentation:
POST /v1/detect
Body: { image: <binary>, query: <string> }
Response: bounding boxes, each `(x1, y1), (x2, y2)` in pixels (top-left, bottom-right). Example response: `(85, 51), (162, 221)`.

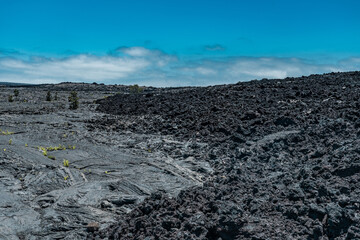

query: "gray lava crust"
(0, 84), (209, 239)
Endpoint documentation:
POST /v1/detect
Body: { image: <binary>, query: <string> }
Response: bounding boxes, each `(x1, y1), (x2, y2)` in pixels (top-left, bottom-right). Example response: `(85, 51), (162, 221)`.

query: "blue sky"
(0, 0), (360, 86)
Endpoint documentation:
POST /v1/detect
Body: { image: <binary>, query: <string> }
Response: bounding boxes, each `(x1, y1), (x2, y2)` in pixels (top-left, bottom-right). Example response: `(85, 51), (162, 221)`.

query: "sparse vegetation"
(68, 91), (79, 110)
(47, 155), (56, 160)
(14, 89), (19, 97)
(0, 129), (14, 135)
(8, 95), (13, 102)
(63, 159), (69, 167)
(129, 84), (144, 94)
(42, 148), (48, 156)
(46, 91), (52, 101)
(37, 144), (75, 158)
(9, 139), (12, 145)
(37, 144), (76, 152)
(45, 144), (67, 151)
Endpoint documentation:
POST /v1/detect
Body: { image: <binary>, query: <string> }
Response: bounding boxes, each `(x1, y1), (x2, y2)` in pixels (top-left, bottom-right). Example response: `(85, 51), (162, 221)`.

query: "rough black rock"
(90, 72), (360, 239)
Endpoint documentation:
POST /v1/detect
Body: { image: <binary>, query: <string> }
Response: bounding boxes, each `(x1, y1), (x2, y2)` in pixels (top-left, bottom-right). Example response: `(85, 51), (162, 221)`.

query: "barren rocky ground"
(0, 83), (210, 239)
(90, 72), (360, 240)
(1, 71), (360, 240)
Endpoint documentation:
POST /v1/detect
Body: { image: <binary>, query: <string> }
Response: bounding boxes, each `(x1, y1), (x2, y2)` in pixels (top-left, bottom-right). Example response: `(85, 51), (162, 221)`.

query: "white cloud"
(204, 44), (226, 51)
(119, 46), (153, 57)
(171, 56), (355, 86)
(0, 47), (359, 86)
(338, 57), (360, 66)
(0, 54), (151, 83)
(196, 67), (217, 75)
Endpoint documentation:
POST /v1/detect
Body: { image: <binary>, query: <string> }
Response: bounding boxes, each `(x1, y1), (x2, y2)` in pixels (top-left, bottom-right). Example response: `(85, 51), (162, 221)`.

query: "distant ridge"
(0, 82), (39, 87)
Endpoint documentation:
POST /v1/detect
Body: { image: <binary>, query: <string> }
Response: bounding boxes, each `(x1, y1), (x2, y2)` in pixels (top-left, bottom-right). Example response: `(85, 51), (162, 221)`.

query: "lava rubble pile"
(89, 72), (360, 239)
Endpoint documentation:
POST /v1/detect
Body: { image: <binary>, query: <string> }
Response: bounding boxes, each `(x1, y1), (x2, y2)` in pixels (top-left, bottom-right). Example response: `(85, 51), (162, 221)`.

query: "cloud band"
(0, 47), (359, 86)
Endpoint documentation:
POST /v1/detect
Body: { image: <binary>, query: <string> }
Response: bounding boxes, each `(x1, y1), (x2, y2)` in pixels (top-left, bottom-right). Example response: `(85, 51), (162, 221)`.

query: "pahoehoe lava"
(89, 72), (360, 239)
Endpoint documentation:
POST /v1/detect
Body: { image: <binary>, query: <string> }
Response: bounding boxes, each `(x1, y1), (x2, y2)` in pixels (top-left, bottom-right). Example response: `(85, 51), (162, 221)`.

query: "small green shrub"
(8, 95), (13, 102)
(68, 91), (79, 110)
(0, 129), (14, 135)
(48, 155), (56, 160)
(63, 159), (69, 167)
(68, 145), (76, 150)
(14, 89), (19, 97)
(46, 91), (52, 101)
(129, 84), (144, 94)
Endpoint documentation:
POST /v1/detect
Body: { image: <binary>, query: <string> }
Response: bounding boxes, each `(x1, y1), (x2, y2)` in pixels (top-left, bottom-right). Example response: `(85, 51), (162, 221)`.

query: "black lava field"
(88, 72), (360, 239)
